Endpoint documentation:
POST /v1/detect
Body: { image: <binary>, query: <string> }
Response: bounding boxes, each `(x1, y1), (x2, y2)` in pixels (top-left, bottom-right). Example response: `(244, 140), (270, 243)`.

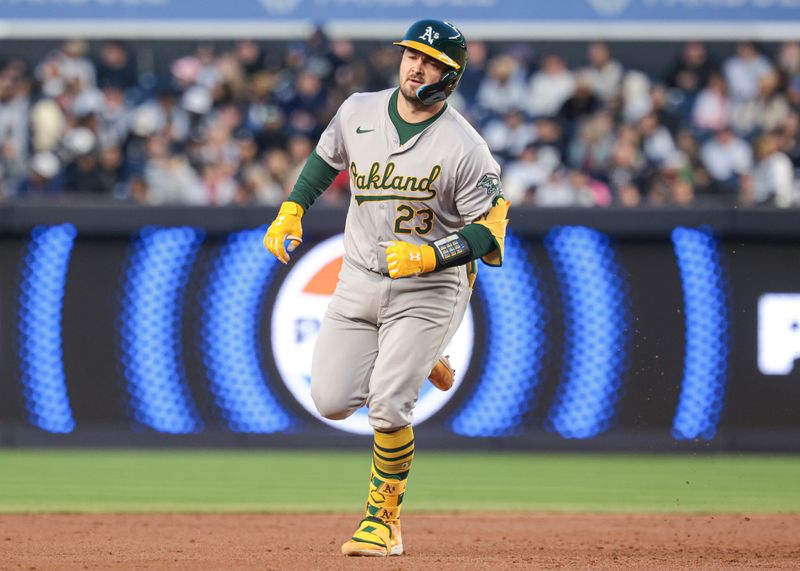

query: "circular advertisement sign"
(271, 234), (474, 434)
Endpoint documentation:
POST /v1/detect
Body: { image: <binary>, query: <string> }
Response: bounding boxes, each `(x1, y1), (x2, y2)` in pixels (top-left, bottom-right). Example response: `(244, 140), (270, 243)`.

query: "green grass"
(0, 450), (798, 514)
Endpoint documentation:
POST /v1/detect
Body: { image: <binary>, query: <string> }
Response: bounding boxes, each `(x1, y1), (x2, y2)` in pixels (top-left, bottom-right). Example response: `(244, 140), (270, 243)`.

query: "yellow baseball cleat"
(341, 517), (403, 557)
(428, 355), (455, 391)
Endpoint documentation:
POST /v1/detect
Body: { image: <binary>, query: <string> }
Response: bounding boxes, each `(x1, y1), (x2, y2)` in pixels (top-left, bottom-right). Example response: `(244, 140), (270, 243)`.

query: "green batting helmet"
(393, 19), (467, 105)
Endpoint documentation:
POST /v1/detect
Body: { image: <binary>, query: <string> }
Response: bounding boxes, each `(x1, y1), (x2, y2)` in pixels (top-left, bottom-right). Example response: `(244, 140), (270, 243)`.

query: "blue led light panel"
(545, 226), (629, 439)
(119, 227), (203, 434)
(18, 224), (77, 433)
(199, 229), (291, 433)
(450, 232), (546, 437)
(671, 227), (730, 441)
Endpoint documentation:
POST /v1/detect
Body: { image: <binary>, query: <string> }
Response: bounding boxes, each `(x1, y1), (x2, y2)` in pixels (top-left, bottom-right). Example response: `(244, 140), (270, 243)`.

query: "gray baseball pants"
(311, 257), (471, 431)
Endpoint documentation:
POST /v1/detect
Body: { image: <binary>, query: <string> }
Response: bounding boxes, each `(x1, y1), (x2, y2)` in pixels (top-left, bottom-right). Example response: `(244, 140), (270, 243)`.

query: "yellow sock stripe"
(373, 447), (414, 462)
(372, 446), (414, 476)
(374, 426), (414, 451)
(372, 456), (413, 477)
(374, 439), (415, 454)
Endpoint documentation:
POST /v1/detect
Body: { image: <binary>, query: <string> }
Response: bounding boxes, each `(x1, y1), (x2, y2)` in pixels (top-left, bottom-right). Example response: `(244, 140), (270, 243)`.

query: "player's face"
(399, 48), (447, 101)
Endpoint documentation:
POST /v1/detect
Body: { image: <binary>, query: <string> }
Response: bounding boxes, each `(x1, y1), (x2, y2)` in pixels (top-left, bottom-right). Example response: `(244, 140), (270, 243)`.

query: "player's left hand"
(381, 240), (437, 279)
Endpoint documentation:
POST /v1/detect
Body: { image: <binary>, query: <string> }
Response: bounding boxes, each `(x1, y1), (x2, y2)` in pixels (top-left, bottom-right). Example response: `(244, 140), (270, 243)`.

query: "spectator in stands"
(788, 74), (800, 111)
(558, 71), (600, 122)
(502, 144), (556, 204)
(0, 67), (30, 194)
(64, 144), (119, 196)
(534, 168), (598, 207)
(457, 39), (488, 105)
(525, 54), (575, 118)
(639, 112), (677, 168)
(35, 39), (96, 93)
(692, 73), (730, 133)
(142, 136), (204, 205)
(181, 85), (214, 141)
(566, 111), (615, 178)
(776, 41), (800, 78)
(212, 53), (249, 106)
(279, 69), (328, 139)
(723, 41), (773, 102)
(667, 41), (715, 97)
(476, 54), (526, 117)
(286, 134), (312, 191)
(98, 84), (131, 149)
(194, 162), (238, 206)
(777, 110), (800, 168)
(65, 143), (108, 195)
(325, 38), (359, 92)
(741, 133), (797, 207)
(649, 84), (681, 135)
(608, 127), (646, 202)
(254, 104), (289, 152)
(622, 70), (652, 123)
(234, 40), (266, 78)
(647, 152), (696, 207)
(616, 182), (642, 207)
(482, 109), (537, 164)
(193, 44), (222, 90)
(776, 42), (800, 106)
(730, 70), (790, 137)
(97, 145), (125, 198)
(532, 118), (565, 166)
(261, 147), (293, 199)
(364, 45), (399, 92)
(700, 126), (753, 201)
(95, 41), (136, 90)
(581, 42), (624, 102)
(16, 152), (62, 197)
(675, 129), (712, 195)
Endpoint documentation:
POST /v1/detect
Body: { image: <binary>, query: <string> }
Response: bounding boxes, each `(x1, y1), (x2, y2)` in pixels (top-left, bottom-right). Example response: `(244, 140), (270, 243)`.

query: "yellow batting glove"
(384, 241), (437, 279)
(263, 201), (304, 264)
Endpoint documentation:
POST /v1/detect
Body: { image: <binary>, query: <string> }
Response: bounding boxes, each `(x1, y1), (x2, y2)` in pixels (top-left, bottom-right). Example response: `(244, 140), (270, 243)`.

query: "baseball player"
(264, 19), (509, 557)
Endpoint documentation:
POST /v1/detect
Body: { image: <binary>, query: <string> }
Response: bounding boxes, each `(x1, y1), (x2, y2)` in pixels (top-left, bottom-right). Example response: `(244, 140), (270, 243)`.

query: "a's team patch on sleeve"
(477, 173), (503, 201)
(432, 233), (471, 267)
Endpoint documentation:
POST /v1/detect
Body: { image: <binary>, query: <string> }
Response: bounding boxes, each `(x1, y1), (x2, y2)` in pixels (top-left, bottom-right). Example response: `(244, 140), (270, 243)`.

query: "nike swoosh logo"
(356, 127), (374, 134)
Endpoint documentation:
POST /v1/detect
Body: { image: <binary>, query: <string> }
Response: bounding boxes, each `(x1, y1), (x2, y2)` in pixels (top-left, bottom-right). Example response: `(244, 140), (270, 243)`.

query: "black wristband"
(431, 232), (473, 269)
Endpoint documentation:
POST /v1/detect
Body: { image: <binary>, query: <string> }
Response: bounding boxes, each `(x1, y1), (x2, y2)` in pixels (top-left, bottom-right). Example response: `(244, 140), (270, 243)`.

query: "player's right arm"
(264, 99), (351, 263)
(263, 150), (341, 263)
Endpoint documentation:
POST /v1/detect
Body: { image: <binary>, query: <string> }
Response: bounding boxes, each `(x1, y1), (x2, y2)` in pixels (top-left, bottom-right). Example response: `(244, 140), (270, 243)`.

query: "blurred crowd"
(1, 34), (799, 208)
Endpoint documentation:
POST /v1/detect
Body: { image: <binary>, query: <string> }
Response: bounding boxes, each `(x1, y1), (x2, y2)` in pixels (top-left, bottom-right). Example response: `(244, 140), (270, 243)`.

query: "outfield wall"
(0, 203), (799, 450)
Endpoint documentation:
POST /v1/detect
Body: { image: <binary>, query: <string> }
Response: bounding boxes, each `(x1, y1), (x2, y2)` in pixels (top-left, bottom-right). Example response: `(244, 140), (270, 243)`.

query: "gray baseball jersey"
(316, 88), (501, 274)
(310, 88), (500, 431)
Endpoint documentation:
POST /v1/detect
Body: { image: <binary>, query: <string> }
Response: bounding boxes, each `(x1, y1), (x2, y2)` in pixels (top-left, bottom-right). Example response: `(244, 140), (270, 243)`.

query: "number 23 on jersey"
(394, 205), (434, 235)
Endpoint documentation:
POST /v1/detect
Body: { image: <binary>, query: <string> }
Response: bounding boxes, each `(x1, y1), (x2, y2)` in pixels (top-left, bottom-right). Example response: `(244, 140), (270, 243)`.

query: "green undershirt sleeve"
(457, 223), (499, 262)
(286, 150), (341, 211)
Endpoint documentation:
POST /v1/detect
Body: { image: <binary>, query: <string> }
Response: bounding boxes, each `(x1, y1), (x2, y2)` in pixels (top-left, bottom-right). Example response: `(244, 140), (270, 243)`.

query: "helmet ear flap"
(416, 69), (460, 106)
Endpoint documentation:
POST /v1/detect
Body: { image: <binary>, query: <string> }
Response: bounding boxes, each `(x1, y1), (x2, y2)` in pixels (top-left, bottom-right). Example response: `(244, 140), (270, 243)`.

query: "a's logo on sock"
(272, 234), (475, 435)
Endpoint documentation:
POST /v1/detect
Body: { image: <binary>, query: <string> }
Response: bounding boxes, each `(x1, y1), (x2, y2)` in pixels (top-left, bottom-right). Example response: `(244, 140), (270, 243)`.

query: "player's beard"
(399, 78), (428, 110)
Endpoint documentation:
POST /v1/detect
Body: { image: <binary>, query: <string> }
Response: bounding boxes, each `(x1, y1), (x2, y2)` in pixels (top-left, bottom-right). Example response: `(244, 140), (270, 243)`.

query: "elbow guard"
(473, 198), (511, 267)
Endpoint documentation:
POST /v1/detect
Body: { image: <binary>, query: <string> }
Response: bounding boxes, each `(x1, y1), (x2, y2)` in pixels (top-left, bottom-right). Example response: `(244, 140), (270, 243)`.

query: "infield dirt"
(1, 513), (798, 569)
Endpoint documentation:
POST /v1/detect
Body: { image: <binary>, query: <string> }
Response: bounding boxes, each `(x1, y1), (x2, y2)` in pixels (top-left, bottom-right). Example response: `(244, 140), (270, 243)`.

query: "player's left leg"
(341, 267), (471, 557)
(340, 425), (414, 557)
